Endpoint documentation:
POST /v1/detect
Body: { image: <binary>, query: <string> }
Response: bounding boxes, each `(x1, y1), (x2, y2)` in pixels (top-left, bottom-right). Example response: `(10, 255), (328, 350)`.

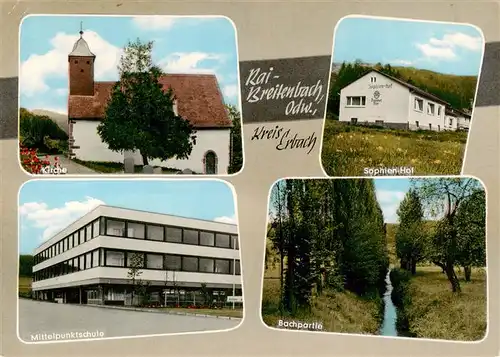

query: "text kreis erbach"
(244, 67), (325, 116)
(251, 125), (317, 154)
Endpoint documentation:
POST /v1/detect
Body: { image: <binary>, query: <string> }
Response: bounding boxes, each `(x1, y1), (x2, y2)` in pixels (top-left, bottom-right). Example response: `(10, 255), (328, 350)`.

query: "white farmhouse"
(338, 70), (453, 131)
(67, 31), (233, 174)
(444, 108), (472, 131)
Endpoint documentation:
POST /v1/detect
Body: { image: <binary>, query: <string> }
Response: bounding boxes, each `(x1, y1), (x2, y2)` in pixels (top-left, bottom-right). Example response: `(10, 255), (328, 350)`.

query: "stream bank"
(379, 269), (398, 336)
(387, 268), (416, 337)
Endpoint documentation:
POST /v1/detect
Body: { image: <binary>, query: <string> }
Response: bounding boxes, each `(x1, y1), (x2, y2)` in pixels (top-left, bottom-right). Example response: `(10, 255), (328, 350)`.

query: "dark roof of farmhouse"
(360, 69), (450, 106)
(445, 107), (472, 118)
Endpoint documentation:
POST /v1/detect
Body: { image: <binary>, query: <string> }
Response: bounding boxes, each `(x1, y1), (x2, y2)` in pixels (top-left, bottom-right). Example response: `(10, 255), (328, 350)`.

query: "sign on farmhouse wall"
(368, 83), (393, 90)
(371, 90), (382, 105)
(239, 56), (330, 123)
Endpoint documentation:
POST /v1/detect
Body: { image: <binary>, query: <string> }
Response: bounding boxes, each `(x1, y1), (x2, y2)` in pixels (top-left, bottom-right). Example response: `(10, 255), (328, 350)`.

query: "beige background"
(1, 1), (499, 356)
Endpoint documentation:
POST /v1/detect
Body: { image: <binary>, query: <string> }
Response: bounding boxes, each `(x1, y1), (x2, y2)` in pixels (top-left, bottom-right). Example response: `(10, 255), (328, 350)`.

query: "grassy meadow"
(321, 120), (468, 177)
(397, 265), (487, 341)
(261, 261), (381, 334)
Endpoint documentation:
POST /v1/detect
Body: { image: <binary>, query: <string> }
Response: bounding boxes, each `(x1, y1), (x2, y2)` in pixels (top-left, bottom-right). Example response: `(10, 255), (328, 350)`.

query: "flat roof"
(33, 205), (238, 254)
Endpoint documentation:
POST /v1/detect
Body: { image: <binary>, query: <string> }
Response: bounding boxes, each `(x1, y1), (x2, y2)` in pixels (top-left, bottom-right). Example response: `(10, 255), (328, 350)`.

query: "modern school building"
(31, 205), (242, 307)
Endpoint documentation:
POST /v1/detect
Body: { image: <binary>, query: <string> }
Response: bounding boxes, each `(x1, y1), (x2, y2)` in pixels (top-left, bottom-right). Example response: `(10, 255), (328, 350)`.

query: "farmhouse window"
(415, 121), (419, 128)
(449, 118), (453, 126)
(370, 76), (376, 83)
(414, 98), (424, 112)
(350, 118), (358, 124)
(346, 96), (366, 107)
(427, 103), (435, 115)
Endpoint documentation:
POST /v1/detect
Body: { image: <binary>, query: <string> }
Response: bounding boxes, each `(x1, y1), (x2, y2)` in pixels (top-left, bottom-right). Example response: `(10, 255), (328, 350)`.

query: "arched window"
(203, 151), (218, 174)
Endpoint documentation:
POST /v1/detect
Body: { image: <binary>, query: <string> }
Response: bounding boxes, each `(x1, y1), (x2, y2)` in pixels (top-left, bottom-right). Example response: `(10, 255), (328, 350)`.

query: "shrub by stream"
(389, 268), (416, 337)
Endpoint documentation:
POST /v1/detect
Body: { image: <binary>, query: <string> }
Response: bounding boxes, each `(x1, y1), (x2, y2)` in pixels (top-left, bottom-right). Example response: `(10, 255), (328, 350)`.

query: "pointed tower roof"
(69, 28), (95, 57)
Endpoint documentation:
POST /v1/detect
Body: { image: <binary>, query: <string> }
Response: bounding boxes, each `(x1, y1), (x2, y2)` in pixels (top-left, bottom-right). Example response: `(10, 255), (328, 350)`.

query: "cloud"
(376, 190), (406, 223)
(159, 52), (222, 74)
(414, 32), (483, 62)
(27, 105), (68, 115)
(415, 43), (457, 61)
(428, 32), (483, 52)
(132, 16), (177, 31)
(19, 197), (105, 242)
(222, 84), (239, 99)
(388, 59), (414, 66)
(214, 214), (237, 225)
(20, 30), (122, 97)
(55, 88), (68, 96)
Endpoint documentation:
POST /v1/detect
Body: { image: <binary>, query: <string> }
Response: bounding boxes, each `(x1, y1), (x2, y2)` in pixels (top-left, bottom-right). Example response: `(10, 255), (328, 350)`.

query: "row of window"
(33, 248), (241, 282)
(413, 97), (443, 116)
(345, 95), (445, 118)
(85, 287), (241, 303)
(34, 216), (239, 265)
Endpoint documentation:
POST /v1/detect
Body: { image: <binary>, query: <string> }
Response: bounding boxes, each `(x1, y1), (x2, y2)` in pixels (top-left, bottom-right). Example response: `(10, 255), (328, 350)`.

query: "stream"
(379, 269), (398, 336)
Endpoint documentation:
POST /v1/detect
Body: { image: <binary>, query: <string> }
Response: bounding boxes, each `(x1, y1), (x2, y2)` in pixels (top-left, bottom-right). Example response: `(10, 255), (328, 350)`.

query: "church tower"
(68, 27), (96, 96)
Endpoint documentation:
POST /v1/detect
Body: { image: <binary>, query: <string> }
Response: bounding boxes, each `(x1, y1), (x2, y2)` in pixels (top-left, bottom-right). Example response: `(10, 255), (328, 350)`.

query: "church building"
(67, 31), (234, 174)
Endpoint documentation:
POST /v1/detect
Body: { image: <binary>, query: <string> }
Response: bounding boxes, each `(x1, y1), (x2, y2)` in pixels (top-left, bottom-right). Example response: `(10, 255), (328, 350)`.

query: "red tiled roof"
(68, 74), (232, 128)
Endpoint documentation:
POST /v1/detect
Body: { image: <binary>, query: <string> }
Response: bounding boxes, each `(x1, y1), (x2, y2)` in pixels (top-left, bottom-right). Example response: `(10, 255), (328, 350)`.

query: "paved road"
(45, 155), (99, 174)
(19, 299), (240, 342)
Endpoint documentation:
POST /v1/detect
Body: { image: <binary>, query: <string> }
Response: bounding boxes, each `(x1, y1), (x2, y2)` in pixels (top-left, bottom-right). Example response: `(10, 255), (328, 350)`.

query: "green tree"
(98, 39), (197, 166)
(395, 189), (427, 274)
(412, 177), (484, 292)
(19, 108), (68, 151)
(19, 255), (34, 277)
(268, 179), (288, 314)
(455, 189), (486, 281)
(127, 252), (144, 305)
(265, 178), (389, 317)
(226, 104), (243, 174)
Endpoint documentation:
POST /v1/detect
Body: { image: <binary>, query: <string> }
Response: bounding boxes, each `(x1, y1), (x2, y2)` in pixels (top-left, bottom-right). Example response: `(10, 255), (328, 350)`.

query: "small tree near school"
(127, 252), (144, 305)
(98, 39), (197, 167)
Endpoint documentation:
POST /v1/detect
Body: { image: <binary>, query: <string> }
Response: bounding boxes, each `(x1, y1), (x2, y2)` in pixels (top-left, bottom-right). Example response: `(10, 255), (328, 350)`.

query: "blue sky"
(19, 15), (240, 114)
(18, 179), (237, 254)
(373, 178), (411, 223)
(332, 16), (484, 76)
